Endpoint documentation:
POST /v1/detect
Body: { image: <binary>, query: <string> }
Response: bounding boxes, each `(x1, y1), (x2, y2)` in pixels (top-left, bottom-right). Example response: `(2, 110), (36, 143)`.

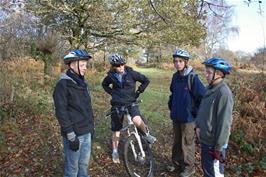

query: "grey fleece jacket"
(196, 80), (233, 151)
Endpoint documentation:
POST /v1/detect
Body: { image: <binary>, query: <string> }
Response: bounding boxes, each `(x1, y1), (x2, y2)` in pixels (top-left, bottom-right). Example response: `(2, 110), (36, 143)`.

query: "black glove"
(135, 90), (141, 99)
(69, 136), (80, 151)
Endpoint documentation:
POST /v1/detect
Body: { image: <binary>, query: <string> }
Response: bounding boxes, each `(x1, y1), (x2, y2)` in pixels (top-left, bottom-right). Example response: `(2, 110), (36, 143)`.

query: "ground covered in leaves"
(0, 60), (265, 176)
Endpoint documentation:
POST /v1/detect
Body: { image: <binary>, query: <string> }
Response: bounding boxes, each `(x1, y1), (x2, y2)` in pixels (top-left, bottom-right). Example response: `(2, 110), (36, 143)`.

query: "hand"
(69, 136), (80, 151)
(208, 150), (221, 160)
(135, 90), (141, 99)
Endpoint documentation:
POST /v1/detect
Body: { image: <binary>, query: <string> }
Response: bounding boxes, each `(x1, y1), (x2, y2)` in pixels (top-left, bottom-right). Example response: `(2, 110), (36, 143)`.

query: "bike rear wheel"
(124, 134), (154, 177)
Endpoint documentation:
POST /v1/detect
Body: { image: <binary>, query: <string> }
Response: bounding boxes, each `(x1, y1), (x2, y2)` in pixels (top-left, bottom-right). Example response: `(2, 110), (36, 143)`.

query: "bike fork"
(130, 131), (146, 160)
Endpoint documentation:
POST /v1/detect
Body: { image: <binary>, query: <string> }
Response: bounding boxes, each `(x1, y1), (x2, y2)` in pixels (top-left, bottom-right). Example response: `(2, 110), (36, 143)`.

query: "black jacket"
(102, 66), (150, 106)
(53, 73), (94, 137)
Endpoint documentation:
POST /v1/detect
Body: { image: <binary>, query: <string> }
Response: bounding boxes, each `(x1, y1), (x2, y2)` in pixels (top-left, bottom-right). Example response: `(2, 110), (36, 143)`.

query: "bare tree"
(0, 0), (36, 61)
(198, 0), (239, 57)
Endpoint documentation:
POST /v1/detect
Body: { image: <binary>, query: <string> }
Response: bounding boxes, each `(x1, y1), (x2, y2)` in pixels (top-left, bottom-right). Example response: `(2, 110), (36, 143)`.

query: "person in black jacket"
(53, 49), (94, 177)
(102, 54), (156, 163)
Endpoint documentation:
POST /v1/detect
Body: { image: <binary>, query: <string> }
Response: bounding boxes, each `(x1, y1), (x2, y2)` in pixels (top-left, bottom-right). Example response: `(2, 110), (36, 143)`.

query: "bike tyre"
(124, 134), (154, 177)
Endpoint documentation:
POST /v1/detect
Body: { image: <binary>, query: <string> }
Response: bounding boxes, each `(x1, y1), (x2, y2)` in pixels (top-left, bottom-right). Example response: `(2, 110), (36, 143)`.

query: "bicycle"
(105, 100), (154, 177)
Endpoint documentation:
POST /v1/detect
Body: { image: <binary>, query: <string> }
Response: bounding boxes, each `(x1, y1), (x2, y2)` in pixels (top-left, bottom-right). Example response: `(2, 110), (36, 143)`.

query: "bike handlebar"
(105, 100), (143, 117)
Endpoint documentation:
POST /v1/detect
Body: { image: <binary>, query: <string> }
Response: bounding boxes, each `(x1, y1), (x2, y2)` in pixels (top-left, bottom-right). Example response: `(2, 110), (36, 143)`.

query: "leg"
(180, 122), (196, 177)
(132, 115), (147, 133)
(78, 133), (92, 177)
(112, 131), (120, 151)
(132, 115), (156, 144)
(172, 121), (184, 168)
(130, 106), (156, 144)
(201, 144), (226, 177)
(111, 131), (121, 163)
(111, 108), (123, 163)
(63, 137), (79, 177)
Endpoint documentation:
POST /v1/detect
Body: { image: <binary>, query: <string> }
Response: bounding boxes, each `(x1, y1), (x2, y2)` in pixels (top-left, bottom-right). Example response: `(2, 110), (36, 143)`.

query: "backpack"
(188, 72), (196, 92)
(188, 72), (197, 117)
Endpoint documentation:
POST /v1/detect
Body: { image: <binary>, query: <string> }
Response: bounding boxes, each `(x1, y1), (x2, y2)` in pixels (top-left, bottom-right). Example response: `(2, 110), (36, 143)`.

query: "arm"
(53, 81), (74, 134)
(132, 70), (150, 93)
(214, 92), (234, 151)
(192, 75), (206, 109)
(102, 75), (113, 95)
(168, 76), (174, 110)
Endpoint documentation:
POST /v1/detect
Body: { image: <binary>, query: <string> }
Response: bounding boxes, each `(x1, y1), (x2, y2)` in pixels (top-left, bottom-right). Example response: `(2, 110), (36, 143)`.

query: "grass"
(1, 60), (265, 176)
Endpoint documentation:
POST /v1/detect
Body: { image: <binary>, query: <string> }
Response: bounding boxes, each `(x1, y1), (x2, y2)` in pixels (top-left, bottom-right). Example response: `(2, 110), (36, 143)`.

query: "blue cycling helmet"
(203, 57), (232, 74)
(173, 49), (190, 60)
(108, 54), (126, 66)
(64, 49), (92, 65)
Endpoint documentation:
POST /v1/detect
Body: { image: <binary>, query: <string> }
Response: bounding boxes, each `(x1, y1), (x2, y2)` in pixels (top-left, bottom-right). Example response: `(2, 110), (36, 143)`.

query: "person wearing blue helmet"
(102, 54), (156, 163)
(195, 57), (234, 177)
(53, 49), (94, 176)
(168, 49), (206, 177)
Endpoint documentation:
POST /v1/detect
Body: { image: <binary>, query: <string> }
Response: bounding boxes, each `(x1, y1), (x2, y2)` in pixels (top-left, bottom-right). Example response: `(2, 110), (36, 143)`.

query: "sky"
(226, 0), (265, 54)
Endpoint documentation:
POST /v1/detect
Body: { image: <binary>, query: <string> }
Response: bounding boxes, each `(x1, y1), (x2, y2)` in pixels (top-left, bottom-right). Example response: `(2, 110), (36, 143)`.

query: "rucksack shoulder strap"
(188, 72), (197, 92)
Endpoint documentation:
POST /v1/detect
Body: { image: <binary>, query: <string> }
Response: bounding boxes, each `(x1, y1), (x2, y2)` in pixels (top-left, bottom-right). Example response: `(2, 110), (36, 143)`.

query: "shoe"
(180, 168), (195, 177)
(112, 151), (120, 163)
(143, 133), (157, 144)
(167, 161), (183, 173)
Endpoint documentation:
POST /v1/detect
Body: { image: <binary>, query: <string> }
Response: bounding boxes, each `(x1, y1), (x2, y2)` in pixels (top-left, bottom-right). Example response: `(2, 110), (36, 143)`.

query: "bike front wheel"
(124, 134), (154, 177)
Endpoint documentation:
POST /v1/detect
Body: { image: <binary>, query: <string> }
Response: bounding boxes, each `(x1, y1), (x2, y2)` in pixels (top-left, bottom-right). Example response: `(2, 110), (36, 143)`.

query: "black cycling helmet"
(64, 49), (92, 65)
(108, 54), (126, 66)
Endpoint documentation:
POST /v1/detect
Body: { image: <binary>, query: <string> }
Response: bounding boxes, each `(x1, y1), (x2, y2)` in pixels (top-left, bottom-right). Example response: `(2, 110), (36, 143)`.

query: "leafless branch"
(149, 0), (168, 24)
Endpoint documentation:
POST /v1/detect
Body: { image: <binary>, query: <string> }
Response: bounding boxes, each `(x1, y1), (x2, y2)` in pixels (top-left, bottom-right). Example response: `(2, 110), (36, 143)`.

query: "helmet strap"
(210, 69), (223, 86)
(69, 60), (81, 76)
(77, 60), (81, 76)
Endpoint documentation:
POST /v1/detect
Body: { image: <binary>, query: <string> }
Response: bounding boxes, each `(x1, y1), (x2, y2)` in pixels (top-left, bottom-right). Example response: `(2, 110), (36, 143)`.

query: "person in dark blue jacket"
(102, 54), (156, 163)
(53, 49), (95, 177)
(168, 49), (206, 177)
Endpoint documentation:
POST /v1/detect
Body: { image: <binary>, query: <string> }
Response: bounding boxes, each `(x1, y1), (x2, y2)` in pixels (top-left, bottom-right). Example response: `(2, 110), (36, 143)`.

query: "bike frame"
(124, 110), (146, 161)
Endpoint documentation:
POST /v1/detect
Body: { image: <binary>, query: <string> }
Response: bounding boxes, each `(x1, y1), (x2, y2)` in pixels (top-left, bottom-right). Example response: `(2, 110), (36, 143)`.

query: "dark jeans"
(201, 143), (226, 177)
(172, 121), (195, 170)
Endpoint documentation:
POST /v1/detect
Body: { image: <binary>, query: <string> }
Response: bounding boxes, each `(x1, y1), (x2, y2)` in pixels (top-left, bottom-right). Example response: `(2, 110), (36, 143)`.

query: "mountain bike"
(106, 100), (154, 177)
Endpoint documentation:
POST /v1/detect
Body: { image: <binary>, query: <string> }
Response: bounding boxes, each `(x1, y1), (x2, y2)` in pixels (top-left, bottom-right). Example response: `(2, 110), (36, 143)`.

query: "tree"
(24, 0), (206, 52)
(0, 0), (36, 60)
(198, 0), (239, 57)
(251, 47), (266, 70)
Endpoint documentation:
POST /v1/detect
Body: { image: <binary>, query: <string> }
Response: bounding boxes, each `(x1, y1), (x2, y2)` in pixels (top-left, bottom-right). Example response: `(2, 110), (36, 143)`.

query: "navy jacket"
(102, 66), (149, 106)
(168, 66), (206, 123)
(53, 73), (95, 137)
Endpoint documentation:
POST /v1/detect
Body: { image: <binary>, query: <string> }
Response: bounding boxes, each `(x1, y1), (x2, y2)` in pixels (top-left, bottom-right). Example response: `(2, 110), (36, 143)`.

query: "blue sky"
(227, 0), (265, 54)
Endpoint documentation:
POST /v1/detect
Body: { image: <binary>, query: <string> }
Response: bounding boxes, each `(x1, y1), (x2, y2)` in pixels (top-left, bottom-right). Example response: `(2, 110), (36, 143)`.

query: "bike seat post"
(126, 109), (133, 125)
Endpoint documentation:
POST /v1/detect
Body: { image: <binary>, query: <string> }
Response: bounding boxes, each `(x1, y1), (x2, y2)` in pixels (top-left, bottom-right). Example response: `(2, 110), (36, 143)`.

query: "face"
(114, 64), (125, 74)
(173, 57), (186, 71)
(70, 60), (88, 76)
(205, 67), (215, 84)
(205, 66), (224, 84)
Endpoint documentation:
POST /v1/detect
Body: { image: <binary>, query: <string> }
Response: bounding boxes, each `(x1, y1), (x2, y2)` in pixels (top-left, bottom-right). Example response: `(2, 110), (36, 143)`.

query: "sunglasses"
(113, 64), (125, 67)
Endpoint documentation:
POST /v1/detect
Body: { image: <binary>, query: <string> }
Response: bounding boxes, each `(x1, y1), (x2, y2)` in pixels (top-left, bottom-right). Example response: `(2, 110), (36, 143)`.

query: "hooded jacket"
(169, 65), (206, 123)
(195, 81), (233, 151)
(53, 73), (94, 137)
(102, 66), (149, 106)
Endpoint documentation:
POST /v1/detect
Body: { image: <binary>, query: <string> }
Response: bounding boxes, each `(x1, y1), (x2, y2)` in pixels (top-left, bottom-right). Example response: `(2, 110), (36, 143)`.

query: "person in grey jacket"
(195, 57), (234, 177)
(53, 49), (94, 177)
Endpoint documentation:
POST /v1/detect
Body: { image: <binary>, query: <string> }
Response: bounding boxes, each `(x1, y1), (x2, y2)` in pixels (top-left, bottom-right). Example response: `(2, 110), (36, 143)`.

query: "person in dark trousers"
(53, 49), (95, 177)
(102, 54), (156, 163)
(195, 57), (233, 177)
(168, 49), (206, 177)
